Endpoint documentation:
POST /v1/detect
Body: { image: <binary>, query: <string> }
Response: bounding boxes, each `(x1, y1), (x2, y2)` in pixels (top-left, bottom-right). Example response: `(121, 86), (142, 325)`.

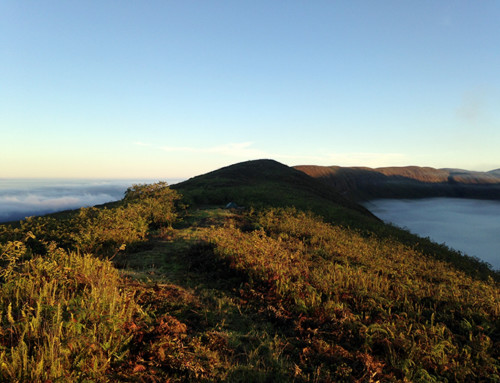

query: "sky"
(1, 1), (499, 179)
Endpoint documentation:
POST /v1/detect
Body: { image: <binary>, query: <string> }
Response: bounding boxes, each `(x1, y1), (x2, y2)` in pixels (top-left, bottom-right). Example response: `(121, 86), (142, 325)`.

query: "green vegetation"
(0, 182), (180, 382)
(0, 162), (498, 382)
(171, 159), (378, 229)
(174, 160), (497, 281)
(0, 239), (137, 381)
(205, 208), (499, 381)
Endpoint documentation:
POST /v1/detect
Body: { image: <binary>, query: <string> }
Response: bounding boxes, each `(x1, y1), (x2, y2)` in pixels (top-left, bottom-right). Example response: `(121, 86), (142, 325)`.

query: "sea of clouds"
(0, 179), (178, 223)
(365, 198), (500, 270)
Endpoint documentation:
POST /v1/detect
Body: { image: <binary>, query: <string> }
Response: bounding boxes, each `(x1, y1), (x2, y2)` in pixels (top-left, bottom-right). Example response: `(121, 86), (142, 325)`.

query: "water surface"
(364, 198), (500, 270)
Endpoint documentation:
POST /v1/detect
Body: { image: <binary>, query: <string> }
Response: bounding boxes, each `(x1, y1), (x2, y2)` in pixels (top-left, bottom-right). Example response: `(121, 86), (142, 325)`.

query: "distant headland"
(295, 165), (500, 200)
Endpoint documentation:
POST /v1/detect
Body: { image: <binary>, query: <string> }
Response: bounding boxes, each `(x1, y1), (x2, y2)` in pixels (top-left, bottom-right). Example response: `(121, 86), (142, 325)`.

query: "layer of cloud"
(365, 198), (500, 269)
(320, 152), (408, 168)
(0, 180), (150, 223)
(456, 93), (484, 124)
(0, 193), (117, 222)
(134, 141), (153, 147)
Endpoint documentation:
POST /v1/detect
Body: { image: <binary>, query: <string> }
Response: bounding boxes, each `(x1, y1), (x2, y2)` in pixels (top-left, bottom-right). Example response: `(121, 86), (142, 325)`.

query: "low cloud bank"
(0, 180), (161, 223)
(365, 198), (500, 270)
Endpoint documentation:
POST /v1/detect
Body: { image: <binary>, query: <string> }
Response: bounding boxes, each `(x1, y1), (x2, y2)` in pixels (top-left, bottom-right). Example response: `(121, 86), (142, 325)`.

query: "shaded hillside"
(295, 165), (500, 200)
(488, 168), (500, 177)
(172, 159), (379, 228)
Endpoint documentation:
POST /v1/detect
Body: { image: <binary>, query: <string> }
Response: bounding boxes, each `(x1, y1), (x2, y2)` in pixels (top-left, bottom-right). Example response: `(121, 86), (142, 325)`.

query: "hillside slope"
(172, 159), (379, 228)
(295, 165), (500, 200)
(173, 160), (496, 279)
(0, 165), (498, 382)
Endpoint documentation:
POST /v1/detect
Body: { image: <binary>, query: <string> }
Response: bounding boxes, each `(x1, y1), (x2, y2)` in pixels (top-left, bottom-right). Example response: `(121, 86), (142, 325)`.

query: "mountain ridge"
(295, 164), (500, 200)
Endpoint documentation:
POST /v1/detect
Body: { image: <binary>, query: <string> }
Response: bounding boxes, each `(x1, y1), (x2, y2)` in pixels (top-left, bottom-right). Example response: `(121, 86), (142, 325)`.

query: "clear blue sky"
(1, 1), (499, 178)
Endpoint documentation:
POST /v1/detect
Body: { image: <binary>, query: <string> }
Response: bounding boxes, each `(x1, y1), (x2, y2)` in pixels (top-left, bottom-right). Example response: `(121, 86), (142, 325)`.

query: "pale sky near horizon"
(1, 1), (499, 179)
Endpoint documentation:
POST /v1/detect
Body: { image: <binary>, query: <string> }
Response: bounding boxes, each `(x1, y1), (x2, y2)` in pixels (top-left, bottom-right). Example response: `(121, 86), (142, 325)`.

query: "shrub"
(124, 182), (181, 229)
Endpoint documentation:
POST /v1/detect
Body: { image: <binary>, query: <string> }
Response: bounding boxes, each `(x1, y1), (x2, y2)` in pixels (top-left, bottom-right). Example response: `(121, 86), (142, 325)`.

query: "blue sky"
(1, 1), (499, 179)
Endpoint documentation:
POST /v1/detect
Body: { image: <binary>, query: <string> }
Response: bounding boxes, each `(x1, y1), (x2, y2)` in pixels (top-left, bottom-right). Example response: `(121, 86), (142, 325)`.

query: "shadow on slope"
(173, 160), (498, 281)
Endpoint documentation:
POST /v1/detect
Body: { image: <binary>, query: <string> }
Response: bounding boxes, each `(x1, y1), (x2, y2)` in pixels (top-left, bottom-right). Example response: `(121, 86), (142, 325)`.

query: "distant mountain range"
(295, 165), (500, 200)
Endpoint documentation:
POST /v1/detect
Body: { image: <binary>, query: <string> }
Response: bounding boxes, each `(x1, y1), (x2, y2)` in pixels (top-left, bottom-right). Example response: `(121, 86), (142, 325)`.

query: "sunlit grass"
(0, 179), (498, 382)
(0, 240), (137, 381)
(205, 208), (500, 381)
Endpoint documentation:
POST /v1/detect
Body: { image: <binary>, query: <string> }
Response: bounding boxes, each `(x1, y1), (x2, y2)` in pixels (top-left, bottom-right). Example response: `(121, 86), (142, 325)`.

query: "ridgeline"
(0, 160), (498, 382)
(171, 159), (378, 227)
(295, 164), (500, 200)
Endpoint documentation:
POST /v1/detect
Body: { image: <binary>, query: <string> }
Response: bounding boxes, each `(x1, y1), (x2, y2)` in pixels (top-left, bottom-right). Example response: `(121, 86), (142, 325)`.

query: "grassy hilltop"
(0, 160), (498, 382)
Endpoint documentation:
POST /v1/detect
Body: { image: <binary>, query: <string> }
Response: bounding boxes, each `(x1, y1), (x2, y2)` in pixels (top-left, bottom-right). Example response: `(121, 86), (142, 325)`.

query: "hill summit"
(172, 159), (378, 227)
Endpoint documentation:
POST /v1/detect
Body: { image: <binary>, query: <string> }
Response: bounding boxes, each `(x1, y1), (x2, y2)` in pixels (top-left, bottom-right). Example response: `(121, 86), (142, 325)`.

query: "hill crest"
(172, 159), (379, 226)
